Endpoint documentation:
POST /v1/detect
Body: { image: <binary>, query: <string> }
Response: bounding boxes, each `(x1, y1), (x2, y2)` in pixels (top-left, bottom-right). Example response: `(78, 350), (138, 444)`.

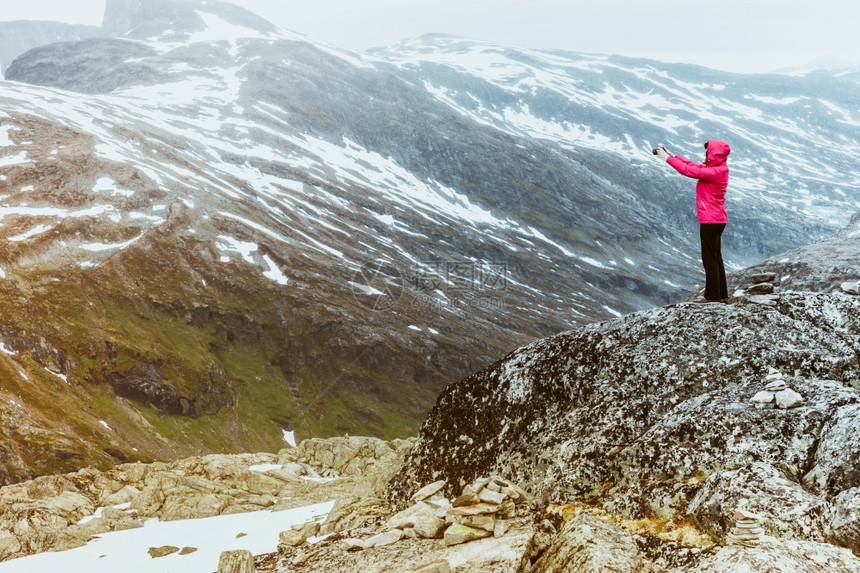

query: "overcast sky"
(2, 0), (859, 74)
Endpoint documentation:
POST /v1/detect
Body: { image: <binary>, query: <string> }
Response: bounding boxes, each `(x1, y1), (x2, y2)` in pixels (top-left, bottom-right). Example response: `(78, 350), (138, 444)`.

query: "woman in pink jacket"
(655, 139), (731, 302)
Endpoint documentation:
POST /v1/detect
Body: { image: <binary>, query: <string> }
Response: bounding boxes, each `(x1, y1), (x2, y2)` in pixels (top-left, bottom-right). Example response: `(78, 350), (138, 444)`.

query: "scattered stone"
(147, 545), (180, 558)
(217, 549), (255, 573)
(471, 477), (490, 490)
(497, 499), (517, 518)
(381, 475), (527, 548)
(477, 488), (506, 505)
(446, 502), (500, 517)
(841, 281), (859, 295)
(342, 538), (366, 551)
(502, 482), (528, 504)
(750, 272), (777, 284)
(300, 520), (322, 538)
(458, 514), (495, 532)
(727, 507), (765, 547)
(423, 496), (451, 515)
(410, 480), (446, 503)
(452, 493), (481, 507)
(733, 507), (764, 522)
(413, 514), (447, 539)
(460, 484), (481, 498)
(751, 390), (774, 408)
(443, 523), (492, 546)
(434, 476), (528, 545)
(401, 526), (417, 539)
(179, 546), (197, 555)
(751, 372), (803, 410)
(774, 388), (804, 409)
(740, 274), (779, 303)
(411, 558), (452, 573)
(764, 380), (786, 392)
(387, 501), (436, 530)
(747, 294), (779, 306)
(279, 528), (308, 547)
(364, 528), (404, 548)
(747, 283), (775, 294)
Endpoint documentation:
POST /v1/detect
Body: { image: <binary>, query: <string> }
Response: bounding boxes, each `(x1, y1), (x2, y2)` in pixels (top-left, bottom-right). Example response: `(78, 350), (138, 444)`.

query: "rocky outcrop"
(387, 291), (860, 569)
(730, 210), (860, 295)
(0, 21), (101, 76)
(274, 511), (534, 573)
(0, 436), (410, 563)
(530, 513), (652, 573)
(5, 39), (165, 94)
(687, 463), (828, 543)
(218, 549), (256, 573)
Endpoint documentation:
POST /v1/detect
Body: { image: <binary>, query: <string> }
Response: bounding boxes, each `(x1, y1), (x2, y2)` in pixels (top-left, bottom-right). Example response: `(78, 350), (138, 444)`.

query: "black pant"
(700, 224), (728, 300)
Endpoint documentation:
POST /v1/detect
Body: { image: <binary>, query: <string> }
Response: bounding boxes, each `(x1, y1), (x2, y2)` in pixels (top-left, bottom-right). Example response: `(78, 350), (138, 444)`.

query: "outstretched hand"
(655, 146), (673, 159)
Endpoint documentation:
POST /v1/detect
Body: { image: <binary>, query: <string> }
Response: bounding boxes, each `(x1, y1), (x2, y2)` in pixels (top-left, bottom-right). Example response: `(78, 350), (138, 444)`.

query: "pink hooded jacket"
(666, 139), (730, 224)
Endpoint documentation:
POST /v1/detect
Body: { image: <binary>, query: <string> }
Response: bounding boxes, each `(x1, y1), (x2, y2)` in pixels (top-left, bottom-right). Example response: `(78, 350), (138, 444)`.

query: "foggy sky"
(2, 0), (859, 74)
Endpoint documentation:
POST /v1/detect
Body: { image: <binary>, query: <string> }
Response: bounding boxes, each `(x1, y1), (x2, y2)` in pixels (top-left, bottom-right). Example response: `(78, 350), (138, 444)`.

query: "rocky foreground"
(1, 290), (860, 572)
(381, 290), (860, 571)
(0, 437), (412, 564)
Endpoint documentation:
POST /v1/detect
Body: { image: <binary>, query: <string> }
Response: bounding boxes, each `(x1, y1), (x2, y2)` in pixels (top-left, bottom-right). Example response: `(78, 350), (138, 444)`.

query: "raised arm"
(666, 155), (721, 182)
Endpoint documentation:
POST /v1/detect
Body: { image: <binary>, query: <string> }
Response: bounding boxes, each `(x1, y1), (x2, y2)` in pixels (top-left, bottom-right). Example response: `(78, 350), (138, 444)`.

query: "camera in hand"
(652, 147), (661, 155)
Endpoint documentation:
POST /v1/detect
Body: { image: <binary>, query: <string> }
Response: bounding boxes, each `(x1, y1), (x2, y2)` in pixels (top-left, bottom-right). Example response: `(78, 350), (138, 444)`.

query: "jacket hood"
(706, 139), (731, 165)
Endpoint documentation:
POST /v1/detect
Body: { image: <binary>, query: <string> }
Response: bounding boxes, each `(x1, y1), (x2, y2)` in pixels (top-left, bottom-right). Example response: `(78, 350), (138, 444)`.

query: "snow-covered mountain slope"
(371, 35), (860, 231)
(0, 0), (858, 482)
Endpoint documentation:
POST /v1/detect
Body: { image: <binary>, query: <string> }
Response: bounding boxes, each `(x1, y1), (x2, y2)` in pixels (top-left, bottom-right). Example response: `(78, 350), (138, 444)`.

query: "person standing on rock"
(655, 140), (731, 302)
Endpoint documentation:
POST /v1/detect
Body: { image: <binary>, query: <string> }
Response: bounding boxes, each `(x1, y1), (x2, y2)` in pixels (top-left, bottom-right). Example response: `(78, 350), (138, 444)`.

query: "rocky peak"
(101, 0), (278, 40)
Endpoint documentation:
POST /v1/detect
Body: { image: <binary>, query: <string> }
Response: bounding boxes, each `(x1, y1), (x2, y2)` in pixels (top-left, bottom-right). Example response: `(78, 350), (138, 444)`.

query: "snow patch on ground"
(282, 429), (297, 447)
(261, 254), (288, 285)
(0, 152), (30, 167)
(248, 463), (282, 473)
(0, 501), (334, 573)
(8, 224), (54, 242)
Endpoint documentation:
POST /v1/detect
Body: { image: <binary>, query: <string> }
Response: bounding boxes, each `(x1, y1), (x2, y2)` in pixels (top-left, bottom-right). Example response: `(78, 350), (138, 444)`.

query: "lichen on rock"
(387, 292), (860, 569)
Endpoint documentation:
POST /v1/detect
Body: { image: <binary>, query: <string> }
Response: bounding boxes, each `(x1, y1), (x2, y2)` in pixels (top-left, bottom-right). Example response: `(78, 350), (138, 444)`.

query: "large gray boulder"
(530, 514), (649, 573)
(387, 292), (860, 569)
(686, 462), (827, 542)
(802, 403), (860, 496)
(390, 293), (860, 507)
(824, 487), (860, 554)
(691, 538), (860, 572)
